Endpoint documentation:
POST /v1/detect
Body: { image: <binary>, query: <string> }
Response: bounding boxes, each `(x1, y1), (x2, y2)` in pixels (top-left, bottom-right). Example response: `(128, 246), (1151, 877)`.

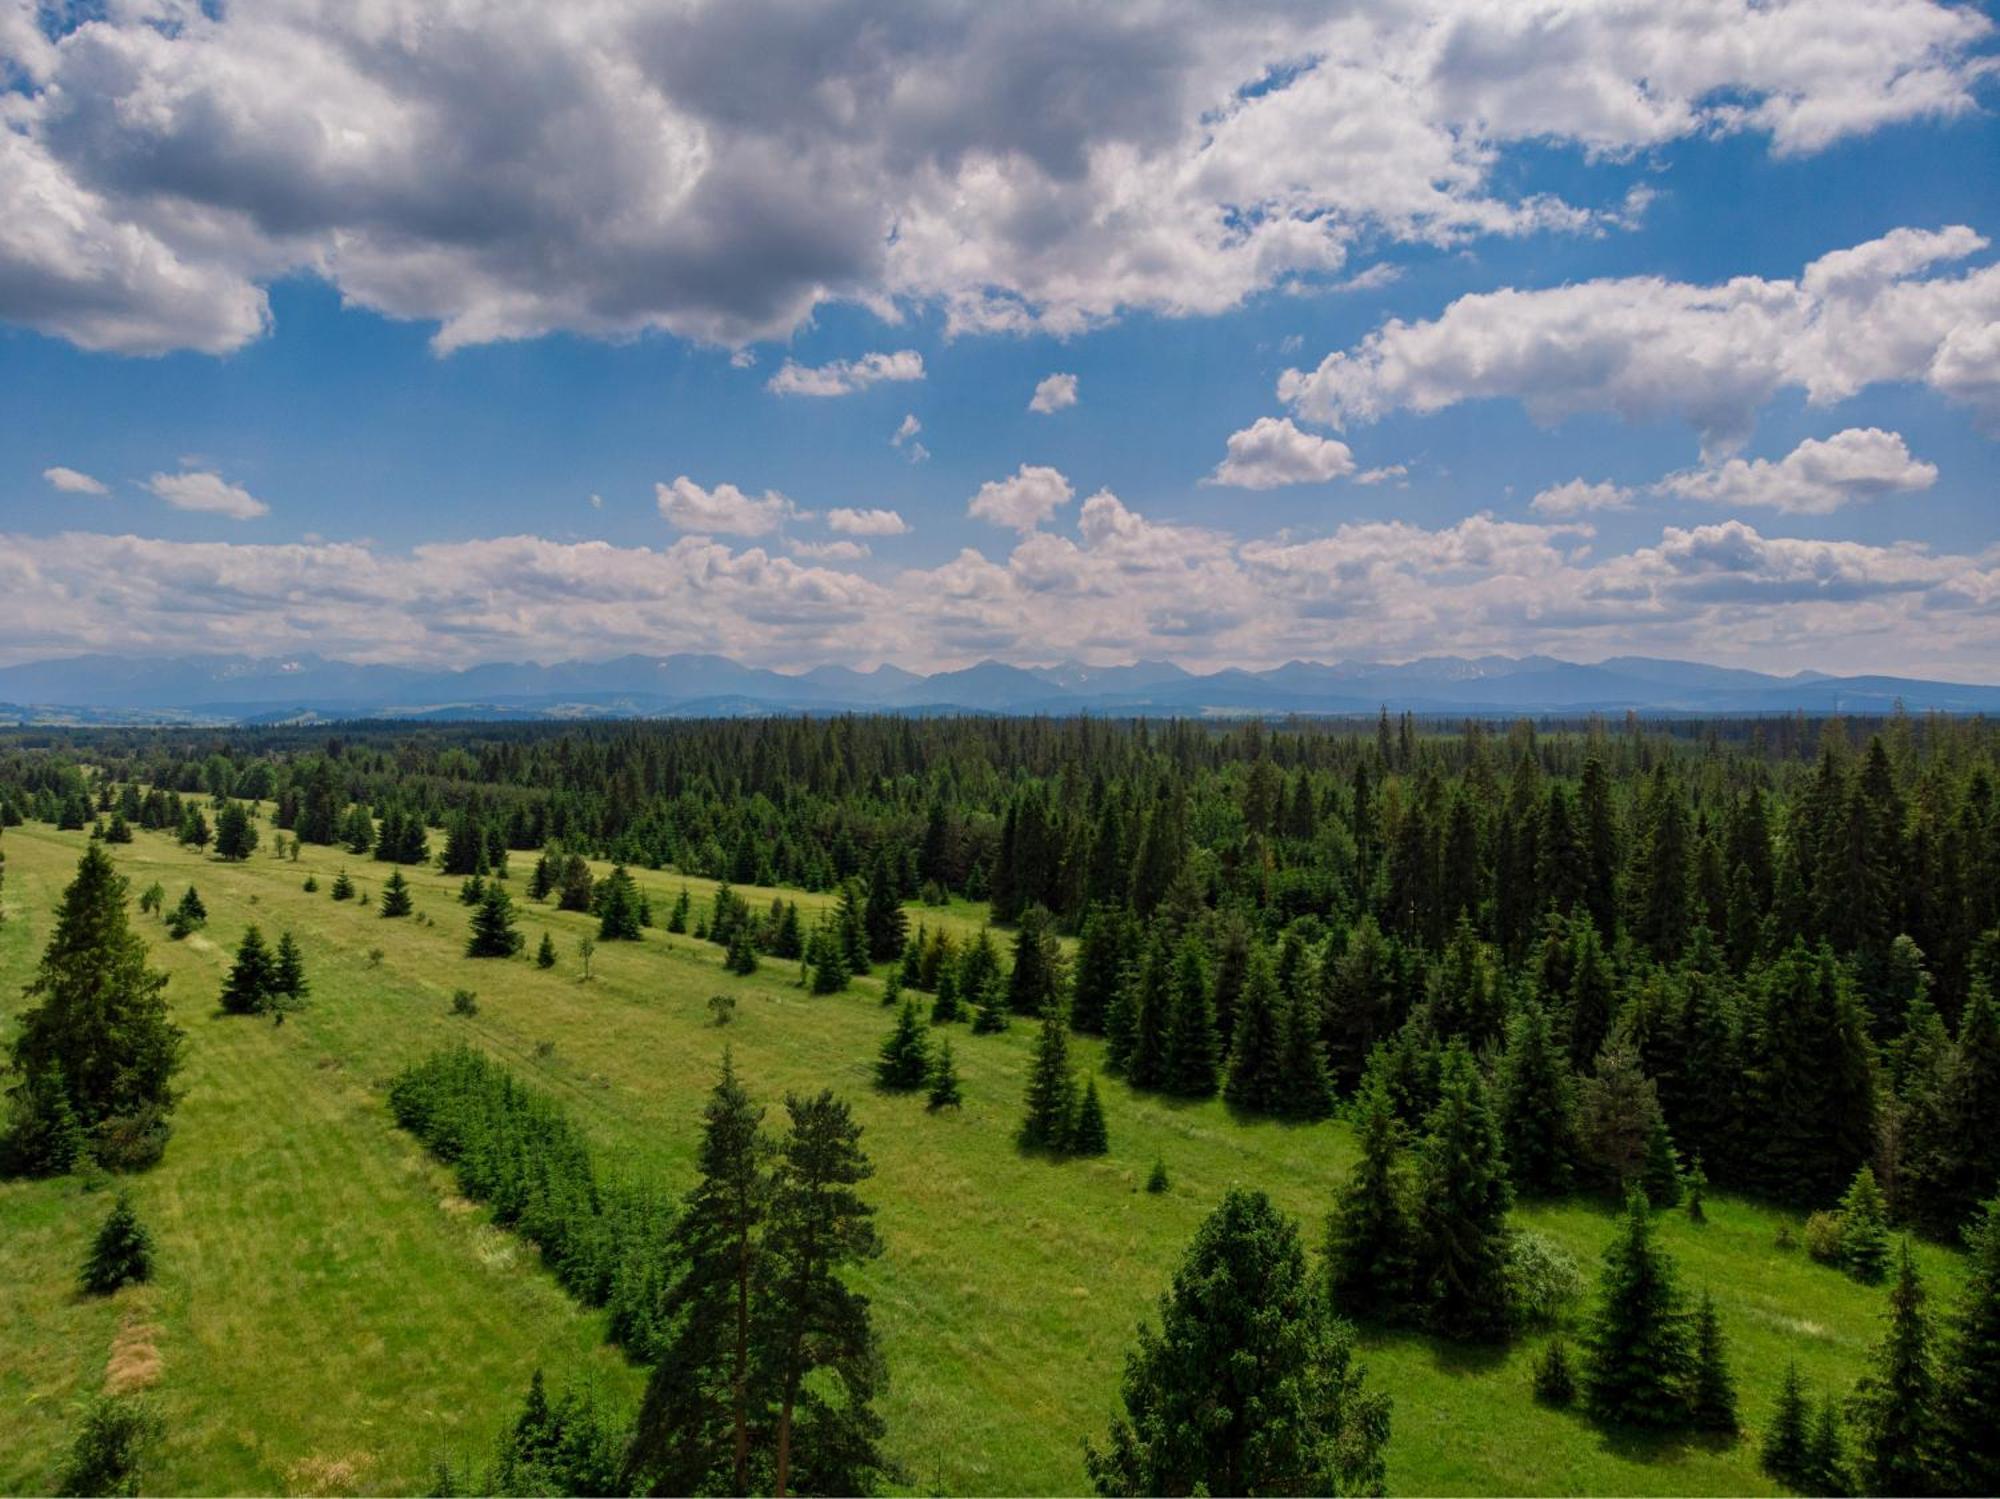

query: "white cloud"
(44, 466), (109, 495)
(826, 507), (910, 537)
(144, 470), (268, 520)
(589, 493), (605, 510)
(0, 1), (1988, 354)
(1280, 227), (2000, 453)
(967, 464), (1075, 533)
(1657, 428), (1938, 514)
(767, 350), (925, 397)
(1355, 465), (1407, 486)
(655, 476), (799, 535)
(1029, 373), (1079, 414)
(1207, 416), (1357, 489)
(890, 412), (929, 463)
(788, 538), (870, 561)
(1531, 479), (1633, 517)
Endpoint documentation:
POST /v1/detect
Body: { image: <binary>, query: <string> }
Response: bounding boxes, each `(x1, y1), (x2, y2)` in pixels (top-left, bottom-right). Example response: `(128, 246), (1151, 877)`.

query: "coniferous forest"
(2, 711), (1998, 1496)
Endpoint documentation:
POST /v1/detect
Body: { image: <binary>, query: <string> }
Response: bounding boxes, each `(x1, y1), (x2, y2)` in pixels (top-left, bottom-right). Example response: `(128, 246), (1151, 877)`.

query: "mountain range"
(1, 651), (1996, 724)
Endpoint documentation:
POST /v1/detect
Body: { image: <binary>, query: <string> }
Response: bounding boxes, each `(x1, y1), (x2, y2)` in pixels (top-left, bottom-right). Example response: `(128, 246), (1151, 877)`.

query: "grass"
(0, 819), (1968, 1495)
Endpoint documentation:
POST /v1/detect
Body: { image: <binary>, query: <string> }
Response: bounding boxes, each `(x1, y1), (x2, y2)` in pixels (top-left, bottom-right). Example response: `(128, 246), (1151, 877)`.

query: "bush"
(1146, 1159), (1170, 1194)
(1533, 1337), (1577, 1406)
(1508, 1230), (1585, 1330)
(80, 1193), (154, 1295)
(90, 1107), (172, 1173)
(1803, 1210), (1845, 1265)
(707, 993), (736, 1026)
(451, 988), (479, 1017)
(1775, 1222), (1798, 1252)
(56, 1395), (160, 1497)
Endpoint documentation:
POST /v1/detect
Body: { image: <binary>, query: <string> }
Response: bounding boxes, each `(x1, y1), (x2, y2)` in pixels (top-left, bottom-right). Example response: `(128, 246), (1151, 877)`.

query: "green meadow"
(0, 818), (1964, 1495)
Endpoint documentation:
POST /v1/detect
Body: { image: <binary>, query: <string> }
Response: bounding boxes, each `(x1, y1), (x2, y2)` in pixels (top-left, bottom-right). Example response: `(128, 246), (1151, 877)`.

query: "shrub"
(90, 1107), (172, 1173)
(1803, 1210), (1846, 1265)
(301, 875), (318, 893)
(1533, 1337), (1577, 1406)
(56, 1396), (161, 1498)
(451, 988), (479, 1017)
(707, 993), (736, 1026)
(1775, 1222), (1798, 1252)
(1146, 1158), (1170, 1194)
(1508, 1230), (1585, 1330)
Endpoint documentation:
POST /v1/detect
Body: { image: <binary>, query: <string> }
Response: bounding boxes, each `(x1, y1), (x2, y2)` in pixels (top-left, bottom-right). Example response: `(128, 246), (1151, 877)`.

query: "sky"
(2, 0), (1998, 678)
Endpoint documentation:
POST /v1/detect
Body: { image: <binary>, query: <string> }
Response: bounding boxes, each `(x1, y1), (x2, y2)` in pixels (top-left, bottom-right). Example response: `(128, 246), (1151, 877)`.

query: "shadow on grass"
(1352, 1320), (1513, 1377)
(1593, 1420), (1742, 1468)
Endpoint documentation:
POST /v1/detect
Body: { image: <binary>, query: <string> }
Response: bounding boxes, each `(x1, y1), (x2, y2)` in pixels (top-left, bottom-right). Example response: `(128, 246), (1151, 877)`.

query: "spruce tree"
(1071, 906), (1131, 1035)
(1688, 1291), (1739, 1434)
(272, 931), (308, 1012)
(536, 932), (557, 969)
(1838, 1165), (1889, 1283)
(806, 920), (849, 994)
(929, 961), (961, 1025)
(213, 800), (258, 861)
(1163, 935), (1219, 1098)
(862, 848), (907, 963)
(1223, 949), (1283, 1114)
(1582, 1193), (1694, 1429)
(1326, 1068), (1418, 1321)
(80, 1192), (154, 1294)
(1936, 1196), (2000, 1494)
(221, 925), (279, 1014)
(1641, 1114), (1683, 1209)
(726, 924), (759, 975)
(10, 850), (185, 1160)
(1807, 1392), (1852, 1498)
(330, 869), (355, 901)
(596, 865), (644, 941)
(627, 1051), (771, 1497)
(1533, 1337), (1577, 1406)
(1416, 1040), (1515, 1340)
(379, 868), (413, 918)
(1275, 983), (1336, 1122)
(926, 1040), (963, 1111)
(1852, 1243), (1942, 1498)
(1020, 1006), (1079, 1151)
(971, 972), (1010, 1034)
(466, 882), (523, 958)
(1071, 1074), (1109, 1157)
(1085, 1189), (1389, 1497)
(166, 884), (206, 938)
(1497, 997), (1578, 1196)
(758, 1090), (886, 1498)
(1744, 941), (1878, 1207)
(3, 1061), (85, 1176)
(1006, 907), (1063, 1018)
(1762, 1363), (1812, 1490)
(874, 1000), (931, 1092)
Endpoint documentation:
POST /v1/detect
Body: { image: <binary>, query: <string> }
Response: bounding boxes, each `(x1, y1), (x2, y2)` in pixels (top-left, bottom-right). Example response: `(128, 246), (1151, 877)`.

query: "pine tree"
(861, 848), (907, 963)
(1642, 1113), (1683, 1209)
(536, 932), (557, 969)
(1533, 1337), (1577, 1406)
(596, 865), (644, 941)
(166, 884), (206, 938)
(1163, 935), (1219, 1098)
(667, 886), (691, 934)
(1085, 1189), (1390, 1497)
(1416, 1040), (1515, 1340)
(758, 1090), (887, 1498)
(272, 931), (308, 1012)
(330, 869), (355, 901)
(1744, 941), (1878, 1207)
(1688, 1291), (1739, 1434)
(1838, 1165), (1889, 1283)
(1006, 906), (1063, 1018)
(466, 882), (523, 958)
(213, 800), (258, 860)
(1275, 982), (1336, 1122)
(834, 878), (870, 977)
(221, 925), (279, 1014)
(1807, 1392), (1853, 1498)
(3, 1061), (85, 1176)
(875, 1000), (931, 1092)
(1071, 906), (1131, 1035)
(806, 920), (849, 994)
(1070, 1074), (1109, 1156)
(971, 972), (1010, 1034)
(726, 924), (759, 975)
(1937, 1196), (2000, 1494)
(1582, 1193), (1694, 1429)
(1020, 1006), (1079, 1151)
(1223, 948), (1283, 1113)
(80, 1192), (154, 1294)
(929, 961), (961, 1025)
(1326, 1068), (1418, 1321)
(926, 1040), (963, 1111)
(627, 1051), (771, 1497)
(1497, 997), (1579, 1196)
(1852, 1243), (1942, 1498)
(379, 868), (413, 918)
(1762, 1363), (1812, 1489)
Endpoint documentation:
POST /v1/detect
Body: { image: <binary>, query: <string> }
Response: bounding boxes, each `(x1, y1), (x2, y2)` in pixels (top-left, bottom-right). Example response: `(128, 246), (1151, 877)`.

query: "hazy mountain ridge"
(0, 651), (1994, 723)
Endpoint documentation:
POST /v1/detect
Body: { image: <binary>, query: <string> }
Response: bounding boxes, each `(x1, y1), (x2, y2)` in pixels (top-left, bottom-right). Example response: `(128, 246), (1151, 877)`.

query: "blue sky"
(3, 1), (1997, 676)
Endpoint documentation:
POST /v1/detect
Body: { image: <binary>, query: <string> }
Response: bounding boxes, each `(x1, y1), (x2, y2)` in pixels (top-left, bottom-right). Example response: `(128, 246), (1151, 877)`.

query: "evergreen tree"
(221, 924), (279, 1014)
(1641, 1114), (1683, 1209)
(1688, 1291), (1739, 1434)
(1006, 906), (1063, 1018)
(929, 962), (962, 1025)
(1416, 1040), (1515, 1340)
(971, 972), (1010, 1034)
(596, 865), (644, 942)
(726, 924), (760, 976)
(3, 1061), (85, 1176)
(1852, 1243), (1942, 1498)
(330, 869), (355, 901)
(379, 868), (413, 918)
(1533, 1337), (1577, 1407)
(213, 800), (258, 861)
(627, 1052), (771, 1497)
(1497, 998), (1579, 1196)
(758, 1090), (887, 1498)
(926, 1040), (963, 1112)
(272, 931), (308, 1012)
(874, 1000), (931, 1092)
(1744, 941), (1878, 1207)
(1936, 1197), (2000, 1495)
(834, 879), (870, 977)
(1070, 1074), (1109, 1157)
(1582, 1194), (1694, 1429)
(1276, 982), (1336, 1123)
(1838, 1165), (1889, 1283)
(1326, 1069), (1419, 1322)
(1763, 1363), (1812, 1490)
(166, 884), (206, 938)
(667, 886), (691, 934)
(80, 1192), (154, 1295)
(1163, 935), (1220, 1098)
(1223, 948), (1284, 1114)
(466, 882), (523, 958)
(536, 932), (557, 970)
(1806, 1392), (1852, 1498)
(8, 846), (181, 1168)
(862, 848), (907, 963)
(1020, 1006), (1079, 1151)
(1085, 1188), (1390, 1498)
(806, 920), (849, 994)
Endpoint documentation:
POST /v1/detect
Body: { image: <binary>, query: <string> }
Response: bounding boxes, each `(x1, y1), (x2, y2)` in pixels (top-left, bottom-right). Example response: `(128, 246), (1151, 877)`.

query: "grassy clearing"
(0, 821), (1966, 1494)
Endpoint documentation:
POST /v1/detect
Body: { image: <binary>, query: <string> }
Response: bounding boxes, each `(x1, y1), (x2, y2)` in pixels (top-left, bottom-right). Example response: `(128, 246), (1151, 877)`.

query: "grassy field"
(0, 818), (1967, 1495)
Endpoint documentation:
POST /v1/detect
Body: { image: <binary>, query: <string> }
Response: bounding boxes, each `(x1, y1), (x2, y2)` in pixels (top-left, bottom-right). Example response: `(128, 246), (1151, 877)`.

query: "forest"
(1, 710), (1996, 1496)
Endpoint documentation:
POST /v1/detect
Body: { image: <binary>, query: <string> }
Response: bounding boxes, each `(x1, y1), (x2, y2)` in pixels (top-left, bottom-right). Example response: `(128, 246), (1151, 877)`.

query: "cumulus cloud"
(968, 464), (1075, 533)
(1657, 428), (1939, 514)
(826, 507), (910, 537)
(44, 466), (109, 495)
(788, 538), (870, 561)
(890, 413), (929, 463)
(1208, 416), (1357, 489)
(0, 1), (1988, 355)
(655, 476), (799, 535)
(1029, 373), (1079, 414)
(144, 470), (268, 519)
(1280, 227), (2000, 452)
(767, 350), (924, 397)
(1531, 479), (1633, 517)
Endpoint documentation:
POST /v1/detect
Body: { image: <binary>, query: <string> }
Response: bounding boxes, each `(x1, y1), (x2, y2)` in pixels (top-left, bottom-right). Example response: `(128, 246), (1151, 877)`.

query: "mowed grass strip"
(0, 819), (1970, 1495)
